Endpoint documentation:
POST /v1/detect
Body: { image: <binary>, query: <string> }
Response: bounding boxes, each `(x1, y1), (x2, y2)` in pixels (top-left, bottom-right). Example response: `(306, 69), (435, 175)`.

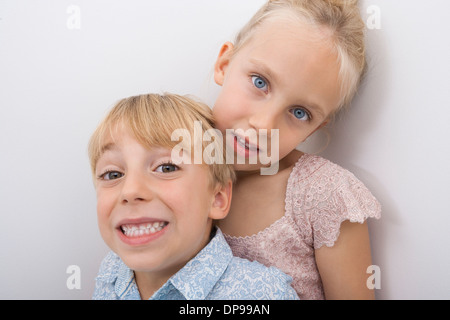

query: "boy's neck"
(134, 269), (171, 300)
(133, 226), (217, 300)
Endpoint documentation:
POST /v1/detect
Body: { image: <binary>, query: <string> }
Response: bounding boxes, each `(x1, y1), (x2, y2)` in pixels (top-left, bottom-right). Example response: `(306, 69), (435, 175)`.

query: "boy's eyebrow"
(99, 142), (117, 156)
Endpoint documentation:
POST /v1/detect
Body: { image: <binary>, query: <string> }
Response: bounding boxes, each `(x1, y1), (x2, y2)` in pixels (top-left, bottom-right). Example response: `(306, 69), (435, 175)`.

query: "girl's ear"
(214, 42), (234, 86)
(209, 180), (233, 220)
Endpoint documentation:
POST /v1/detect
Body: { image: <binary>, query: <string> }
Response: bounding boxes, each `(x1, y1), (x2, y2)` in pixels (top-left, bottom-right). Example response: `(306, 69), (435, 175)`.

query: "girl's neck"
(235, 150), (304, 181)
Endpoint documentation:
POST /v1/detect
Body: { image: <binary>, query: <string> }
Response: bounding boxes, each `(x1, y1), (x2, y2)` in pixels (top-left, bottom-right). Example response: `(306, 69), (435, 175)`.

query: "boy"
(88, 93), (298, 300)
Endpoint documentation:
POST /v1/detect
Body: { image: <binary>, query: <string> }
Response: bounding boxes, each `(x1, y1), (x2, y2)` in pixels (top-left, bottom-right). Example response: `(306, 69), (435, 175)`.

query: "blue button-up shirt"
(93, 228), (298, 300)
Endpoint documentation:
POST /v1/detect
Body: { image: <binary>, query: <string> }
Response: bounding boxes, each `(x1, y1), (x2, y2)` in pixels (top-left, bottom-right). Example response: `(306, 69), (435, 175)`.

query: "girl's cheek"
(216, 110), (239, 131)
(213, 116), (230, 133)
(212, 106), (231, 128)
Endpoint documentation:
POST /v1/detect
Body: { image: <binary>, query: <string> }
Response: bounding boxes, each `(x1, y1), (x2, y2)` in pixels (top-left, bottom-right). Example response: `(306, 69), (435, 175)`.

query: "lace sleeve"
(288, 155), (381, 250)
(309, 165), (381, 249)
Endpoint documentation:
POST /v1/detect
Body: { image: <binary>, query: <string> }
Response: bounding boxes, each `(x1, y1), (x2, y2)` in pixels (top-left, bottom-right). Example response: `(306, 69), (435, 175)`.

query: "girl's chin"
(233, 163), (268, 173)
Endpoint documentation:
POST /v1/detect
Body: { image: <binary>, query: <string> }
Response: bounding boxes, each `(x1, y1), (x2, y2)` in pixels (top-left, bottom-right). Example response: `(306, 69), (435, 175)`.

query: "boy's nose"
(120, 173), (153, 204)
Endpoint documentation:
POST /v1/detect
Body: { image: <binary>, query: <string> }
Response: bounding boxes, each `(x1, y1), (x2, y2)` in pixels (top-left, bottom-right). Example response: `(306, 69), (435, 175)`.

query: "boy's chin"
(119, 252), (163, 273)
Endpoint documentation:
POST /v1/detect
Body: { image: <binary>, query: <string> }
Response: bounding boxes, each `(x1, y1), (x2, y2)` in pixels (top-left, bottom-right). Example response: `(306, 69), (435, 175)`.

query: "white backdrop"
(1, 0), (449, 299)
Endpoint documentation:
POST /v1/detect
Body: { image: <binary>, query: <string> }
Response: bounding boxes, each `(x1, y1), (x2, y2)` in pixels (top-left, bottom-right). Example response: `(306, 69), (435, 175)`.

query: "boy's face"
(213, 19), (342, 171)
(94, 127), (226, 278)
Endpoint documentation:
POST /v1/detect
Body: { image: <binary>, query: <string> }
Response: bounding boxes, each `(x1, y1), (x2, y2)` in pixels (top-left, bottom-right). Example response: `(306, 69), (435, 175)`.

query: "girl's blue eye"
(292, 108), (310, 121)
(251, 75), (267, 91)
(155, 163), (179, 173)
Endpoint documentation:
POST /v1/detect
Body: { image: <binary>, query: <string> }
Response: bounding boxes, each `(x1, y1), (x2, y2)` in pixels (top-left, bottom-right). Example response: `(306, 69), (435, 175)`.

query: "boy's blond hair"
(88, 93), (235, 187)
(233, 0), (366, 109)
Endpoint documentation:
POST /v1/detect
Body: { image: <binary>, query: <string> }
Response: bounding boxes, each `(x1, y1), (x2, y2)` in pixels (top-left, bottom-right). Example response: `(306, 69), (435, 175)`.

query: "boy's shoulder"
(228, 254), (290, 281)
(222, 255), (298, 299)
(208, 229), (298, 300)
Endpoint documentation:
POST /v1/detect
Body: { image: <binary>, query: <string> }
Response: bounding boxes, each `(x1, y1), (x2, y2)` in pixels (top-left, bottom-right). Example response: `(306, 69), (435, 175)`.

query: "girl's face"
(213, 19), (343, 171)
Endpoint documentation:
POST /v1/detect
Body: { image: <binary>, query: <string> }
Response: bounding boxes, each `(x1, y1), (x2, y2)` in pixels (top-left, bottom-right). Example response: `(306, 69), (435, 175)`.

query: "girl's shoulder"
(286, 153), (381, 249)
(289, 153), (373, 194)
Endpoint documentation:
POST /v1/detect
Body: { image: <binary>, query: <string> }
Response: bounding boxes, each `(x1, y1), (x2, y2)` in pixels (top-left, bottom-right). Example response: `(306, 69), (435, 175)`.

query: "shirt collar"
(162, 228), (233, 300)
(114, 260), (139, 299)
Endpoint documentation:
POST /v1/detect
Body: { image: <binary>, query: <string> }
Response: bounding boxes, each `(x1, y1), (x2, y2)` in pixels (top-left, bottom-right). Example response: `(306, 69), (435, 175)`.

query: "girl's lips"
(232, 133), (260, 159)
(235, 134), (259, 151)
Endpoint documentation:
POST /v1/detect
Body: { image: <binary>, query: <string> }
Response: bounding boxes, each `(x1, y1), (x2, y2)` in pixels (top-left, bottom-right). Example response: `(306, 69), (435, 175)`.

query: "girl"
(212, 0), (381, 299)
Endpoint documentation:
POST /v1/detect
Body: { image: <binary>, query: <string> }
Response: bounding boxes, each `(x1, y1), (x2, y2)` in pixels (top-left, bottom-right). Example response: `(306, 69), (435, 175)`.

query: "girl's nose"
(247, 104), (278, 132)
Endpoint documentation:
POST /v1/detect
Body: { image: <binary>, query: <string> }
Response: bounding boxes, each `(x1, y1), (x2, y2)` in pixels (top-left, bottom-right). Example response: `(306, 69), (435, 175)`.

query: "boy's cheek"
(96, 202), (116, 248)
(96, 193), (116, 227)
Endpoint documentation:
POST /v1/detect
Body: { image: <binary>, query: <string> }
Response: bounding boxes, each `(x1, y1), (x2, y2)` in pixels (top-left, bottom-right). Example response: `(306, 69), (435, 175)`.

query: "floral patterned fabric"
(92, 228), (299, 300)
(224, 154), (381, 300)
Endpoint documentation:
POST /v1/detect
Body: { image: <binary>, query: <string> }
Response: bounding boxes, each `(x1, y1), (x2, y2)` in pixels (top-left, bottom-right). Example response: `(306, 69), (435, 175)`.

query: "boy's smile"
(116, 218), (168, 246)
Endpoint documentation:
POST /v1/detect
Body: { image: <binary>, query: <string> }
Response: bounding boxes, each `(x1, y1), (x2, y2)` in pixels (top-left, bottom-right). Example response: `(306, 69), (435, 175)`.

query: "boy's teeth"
(121, 222), (167, 237)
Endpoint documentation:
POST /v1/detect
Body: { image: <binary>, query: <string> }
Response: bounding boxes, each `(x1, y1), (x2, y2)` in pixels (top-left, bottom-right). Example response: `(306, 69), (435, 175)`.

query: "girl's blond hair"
(88, 93), (235, 187)
(233, 0), (366, 109)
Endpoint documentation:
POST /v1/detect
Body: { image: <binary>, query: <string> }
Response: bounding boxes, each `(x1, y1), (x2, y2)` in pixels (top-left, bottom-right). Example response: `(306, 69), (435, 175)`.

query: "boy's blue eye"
(155, 164), (179, 173)
(251, 75), (267, 90)
(101, 171), (124, 180)
(292, 108), (310, 121)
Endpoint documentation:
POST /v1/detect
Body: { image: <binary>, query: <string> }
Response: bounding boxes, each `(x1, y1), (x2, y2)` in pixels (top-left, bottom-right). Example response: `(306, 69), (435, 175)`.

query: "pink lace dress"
(224, 154), (381, 300)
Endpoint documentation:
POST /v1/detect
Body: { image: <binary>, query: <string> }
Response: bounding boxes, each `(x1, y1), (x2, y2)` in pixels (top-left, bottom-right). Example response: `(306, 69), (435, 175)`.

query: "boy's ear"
(214, 42), (234, 86)
(209, 180), (233, 220)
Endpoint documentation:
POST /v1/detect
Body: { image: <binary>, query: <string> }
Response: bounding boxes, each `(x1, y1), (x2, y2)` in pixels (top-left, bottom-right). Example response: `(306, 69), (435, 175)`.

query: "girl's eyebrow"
(248, 58), (279, 84)
(302, 101), (326, 119)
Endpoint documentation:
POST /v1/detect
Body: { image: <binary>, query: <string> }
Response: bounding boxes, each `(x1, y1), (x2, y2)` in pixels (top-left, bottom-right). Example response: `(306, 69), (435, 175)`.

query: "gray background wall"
(1, 0), (449, 299)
